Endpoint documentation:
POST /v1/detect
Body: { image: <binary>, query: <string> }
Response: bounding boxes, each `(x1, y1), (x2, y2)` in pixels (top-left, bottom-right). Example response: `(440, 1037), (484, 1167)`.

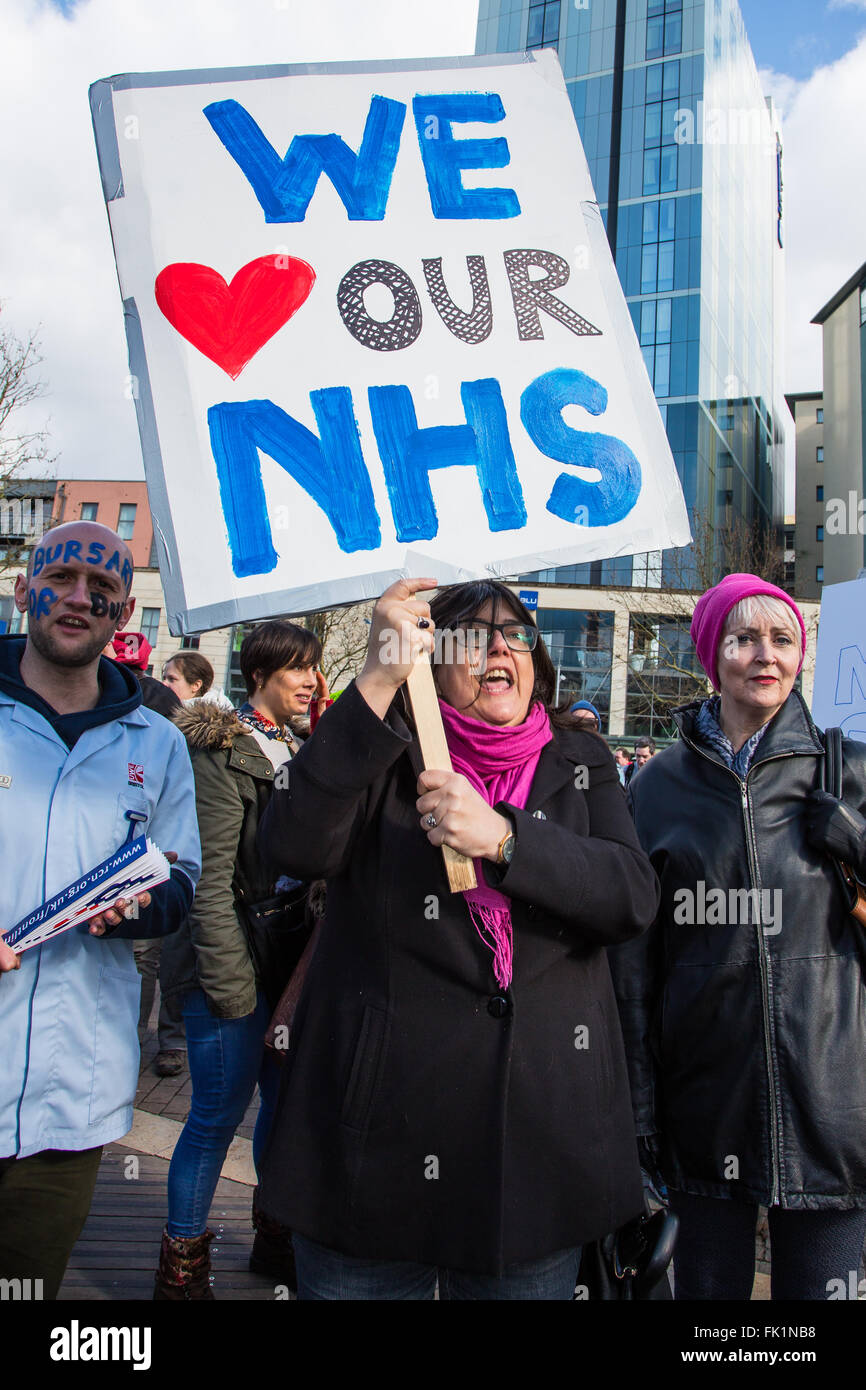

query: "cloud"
(756, 65), (805, 121)
(765, 34), (866, 398)
(0, 0), (479, 479)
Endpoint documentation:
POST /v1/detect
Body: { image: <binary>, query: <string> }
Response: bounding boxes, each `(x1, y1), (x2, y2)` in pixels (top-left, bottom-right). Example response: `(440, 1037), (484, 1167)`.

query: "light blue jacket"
(0, 682), (201, 1159)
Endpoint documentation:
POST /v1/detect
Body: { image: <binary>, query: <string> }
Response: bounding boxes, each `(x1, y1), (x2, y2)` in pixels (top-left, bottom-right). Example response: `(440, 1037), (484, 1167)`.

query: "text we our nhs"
(193, 91), (642, 577)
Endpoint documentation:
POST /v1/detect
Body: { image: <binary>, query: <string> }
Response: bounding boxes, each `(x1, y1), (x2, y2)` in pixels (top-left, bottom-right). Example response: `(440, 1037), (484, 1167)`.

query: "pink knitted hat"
(690, 573), (807, 691)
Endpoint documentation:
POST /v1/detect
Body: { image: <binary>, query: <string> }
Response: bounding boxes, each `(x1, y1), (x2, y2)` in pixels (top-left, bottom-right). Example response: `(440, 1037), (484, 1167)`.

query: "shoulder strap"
(824, 727), (843, 799)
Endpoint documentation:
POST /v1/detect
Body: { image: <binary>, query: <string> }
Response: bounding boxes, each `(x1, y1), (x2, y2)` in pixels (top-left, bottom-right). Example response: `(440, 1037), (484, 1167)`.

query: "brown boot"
(249, 1187), (296, 1292)
(153, 1228), (216, 1300)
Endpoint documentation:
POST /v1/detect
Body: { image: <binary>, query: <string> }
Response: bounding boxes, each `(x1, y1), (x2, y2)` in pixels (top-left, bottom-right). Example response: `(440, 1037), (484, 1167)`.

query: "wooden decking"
(58, 1147), (282, 1301)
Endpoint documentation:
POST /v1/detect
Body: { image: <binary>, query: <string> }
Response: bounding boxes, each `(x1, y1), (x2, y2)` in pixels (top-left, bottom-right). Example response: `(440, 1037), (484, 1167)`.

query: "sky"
(740, 0), (866, 76)
(2, 0), (865, 488)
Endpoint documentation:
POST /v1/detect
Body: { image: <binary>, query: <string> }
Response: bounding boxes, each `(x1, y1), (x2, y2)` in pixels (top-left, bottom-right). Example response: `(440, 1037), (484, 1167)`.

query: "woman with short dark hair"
(153, 620), (328, 1299)
(255, 578), (659, 1299)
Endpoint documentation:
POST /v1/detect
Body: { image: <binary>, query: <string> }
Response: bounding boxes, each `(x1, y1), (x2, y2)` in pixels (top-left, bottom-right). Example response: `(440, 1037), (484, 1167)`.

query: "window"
(861, 286), (866, 327)
(181, 635), (201, 650)
(816, 447), (824, 463)
(816, 408), (824, 424)
(816, 526), (824, 542)
(817, 567), (824, 584)
(80, 503), (98, 521)
(647, 0), (682, 61)
(783, 529), (795, 550)
(140, 607), (160, 648)
(816, 485), (824, 502)
(639, 297), (673, 397)
(527, 1), (559, 49)
(117, 503), (137, 540)
(533, 607), (614, 720)
(148, 533), (159, 568)
(626, 611), (705, 738)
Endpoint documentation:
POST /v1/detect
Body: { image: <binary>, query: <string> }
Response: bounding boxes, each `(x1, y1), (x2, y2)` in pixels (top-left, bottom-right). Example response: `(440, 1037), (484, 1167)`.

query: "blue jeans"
(293, 1234), (582, 1300)
(166, 988), (281, 1238)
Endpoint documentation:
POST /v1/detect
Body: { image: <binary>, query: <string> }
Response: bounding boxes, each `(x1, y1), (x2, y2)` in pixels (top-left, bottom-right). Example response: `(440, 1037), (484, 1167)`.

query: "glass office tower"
(476, 0), (786, 591)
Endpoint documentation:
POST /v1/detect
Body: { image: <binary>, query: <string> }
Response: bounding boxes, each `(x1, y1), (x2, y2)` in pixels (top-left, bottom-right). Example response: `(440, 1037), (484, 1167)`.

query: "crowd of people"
(2, 521), (866, 1302)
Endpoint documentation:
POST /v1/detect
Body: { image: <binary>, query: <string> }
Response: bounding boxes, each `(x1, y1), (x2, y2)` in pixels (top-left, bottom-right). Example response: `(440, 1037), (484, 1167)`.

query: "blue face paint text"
(30, 539), (133, 592)
(28, 587), (61, 620)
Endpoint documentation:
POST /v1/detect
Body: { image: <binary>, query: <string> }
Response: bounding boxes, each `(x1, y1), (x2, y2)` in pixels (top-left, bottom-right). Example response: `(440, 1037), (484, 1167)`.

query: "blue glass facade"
(476, 0), (786, 590)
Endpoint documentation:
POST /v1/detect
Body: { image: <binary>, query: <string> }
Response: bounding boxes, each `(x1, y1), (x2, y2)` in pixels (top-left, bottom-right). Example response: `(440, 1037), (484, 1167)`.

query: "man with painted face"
(0, 521), (201, 1298)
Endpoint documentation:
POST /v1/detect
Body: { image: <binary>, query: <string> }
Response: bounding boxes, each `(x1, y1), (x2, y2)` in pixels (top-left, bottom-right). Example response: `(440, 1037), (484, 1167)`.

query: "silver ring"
(424, 813), (437, 829)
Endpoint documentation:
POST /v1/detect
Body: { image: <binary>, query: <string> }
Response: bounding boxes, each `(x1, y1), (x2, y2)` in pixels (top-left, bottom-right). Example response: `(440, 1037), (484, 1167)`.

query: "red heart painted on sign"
(154, 255), (316, 378)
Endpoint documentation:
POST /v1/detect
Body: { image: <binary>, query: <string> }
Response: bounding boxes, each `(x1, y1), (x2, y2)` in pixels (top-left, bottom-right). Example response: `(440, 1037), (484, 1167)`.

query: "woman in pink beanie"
(612, 572), (866, 1301)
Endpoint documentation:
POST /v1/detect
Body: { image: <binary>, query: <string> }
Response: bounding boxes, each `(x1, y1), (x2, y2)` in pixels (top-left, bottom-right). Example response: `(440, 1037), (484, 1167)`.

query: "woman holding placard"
(613, 574), (866, 1300)
(255, 577), (659, 1299)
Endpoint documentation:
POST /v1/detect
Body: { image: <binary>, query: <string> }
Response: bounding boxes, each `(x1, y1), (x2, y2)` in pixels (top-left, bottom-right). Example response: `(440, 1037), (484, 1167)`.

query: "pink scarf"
(439, 699), (553, 988)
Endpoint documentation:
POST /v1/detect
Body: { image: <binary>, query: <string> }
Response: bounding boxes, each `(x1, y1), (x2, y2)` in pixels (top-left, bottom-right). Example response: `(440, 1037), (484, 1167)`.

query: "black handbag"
(235, 879), (313, 1011)
(576, 1206), (679, 1301)
(822, 727), (866, 929)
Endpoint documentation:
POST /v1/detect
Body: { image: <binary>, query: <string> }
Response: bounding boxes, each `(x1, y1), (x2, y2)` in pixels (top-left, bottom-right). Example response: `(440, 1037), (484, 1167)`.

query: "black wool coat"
(611, 691), (866, 1210)
(256, 683), (659, 1274)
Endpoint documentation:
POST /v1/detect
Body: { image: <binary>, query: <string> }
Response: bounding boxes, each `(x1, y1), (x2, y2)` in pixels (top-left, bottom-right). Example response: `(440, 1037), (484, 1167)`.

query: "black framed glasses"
(456, 620), (538, 655)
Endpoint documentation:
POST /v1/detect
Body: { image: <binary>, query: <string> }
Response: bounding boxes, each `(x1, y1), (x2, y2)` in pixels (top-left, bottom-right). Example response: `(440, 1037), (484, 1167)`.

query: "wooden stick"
(406, 656), (477, 893)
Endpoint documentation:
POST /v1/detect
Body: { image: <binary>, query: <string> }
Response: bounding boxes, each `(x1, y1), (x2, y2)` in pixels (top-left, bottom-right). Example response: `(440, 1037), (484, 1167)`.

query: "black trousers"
(672, 1191), (866, 1300)
(0, 1146), (103, 1300)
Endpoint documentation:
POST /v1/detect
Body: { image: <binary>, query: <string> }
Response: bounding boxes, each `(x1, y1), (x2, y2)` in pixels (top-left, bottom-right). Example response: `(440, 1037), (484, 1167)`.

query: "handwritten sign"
(91, 51), (690, 633)
(812, 577), (866, 742)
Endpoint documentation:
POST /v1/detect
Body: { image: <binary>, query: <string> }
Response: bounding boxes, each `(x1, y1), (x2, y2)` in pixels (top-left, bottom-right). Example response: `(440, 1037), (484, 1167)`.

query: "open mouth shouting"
(478, 666), (515, 692)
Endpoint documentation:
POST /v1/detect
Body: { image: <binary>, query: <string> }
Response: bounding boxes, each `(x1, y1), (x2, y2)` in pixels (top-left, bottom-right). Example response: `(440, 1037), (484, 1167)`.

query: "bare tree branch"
(617, 512), (785, 734)
(303, 602), (372, 691)
(0, 314), (55, 579)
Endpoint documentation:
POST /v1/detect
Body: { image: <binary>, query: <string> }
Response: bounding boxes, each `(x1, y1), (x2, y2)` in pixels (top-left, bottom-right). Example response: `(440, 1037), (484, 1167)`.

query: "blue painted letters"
(412, 94), (520, 220)
(368, 379), (526, 542)
(520, 369), (641, 526)
(203, 96), (406, 223)
(207, 393), (381, 577)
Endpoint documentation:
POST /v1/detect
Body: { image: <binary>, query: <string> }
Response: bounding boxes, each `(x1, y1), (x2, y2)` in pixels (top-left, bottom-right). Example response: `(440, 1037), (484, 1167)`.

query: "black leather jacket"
(610, 690), (866, 1210)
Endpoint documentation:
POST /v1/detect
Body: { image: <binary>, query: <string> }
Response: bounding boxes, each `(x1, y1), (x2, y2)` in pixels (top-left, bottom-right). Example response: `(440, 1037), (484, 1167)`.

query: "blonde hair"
(722, 595), (802, 657)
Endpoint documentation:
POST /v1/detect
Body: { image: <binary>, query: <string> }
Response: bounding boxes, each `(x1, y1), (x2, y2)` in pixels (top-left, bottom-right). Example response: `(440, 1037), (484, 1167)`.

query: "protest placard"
(811, 577), (866, 742)
(90, 49), (690, 636)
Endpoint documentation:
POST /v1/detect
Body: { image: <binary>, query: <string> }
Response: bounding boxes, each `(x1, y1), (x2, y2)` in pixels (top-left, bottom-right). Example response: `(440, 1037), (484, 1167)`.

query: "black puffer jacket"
(611, 690), (866, 1210)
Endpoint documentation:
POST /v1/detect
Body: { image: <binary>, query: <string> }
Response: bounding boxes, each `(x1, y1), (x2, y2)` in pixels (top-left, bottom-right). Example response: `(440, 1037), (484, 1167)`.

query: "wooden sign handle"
(405, 656), (477, 893)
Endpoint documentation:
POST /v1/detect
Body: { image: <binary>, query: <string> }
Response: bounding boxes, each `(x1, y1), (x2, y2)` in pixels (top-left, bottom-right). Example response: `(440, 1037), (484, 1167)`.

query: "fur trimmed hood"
(173, 700), (250, 752)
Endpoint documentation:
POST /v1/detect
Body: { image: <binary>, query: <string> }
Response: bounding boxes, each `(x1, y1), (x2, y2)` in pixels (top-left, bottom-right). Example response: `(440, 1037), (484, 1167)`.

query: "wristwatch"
(496, 817), (516, 865)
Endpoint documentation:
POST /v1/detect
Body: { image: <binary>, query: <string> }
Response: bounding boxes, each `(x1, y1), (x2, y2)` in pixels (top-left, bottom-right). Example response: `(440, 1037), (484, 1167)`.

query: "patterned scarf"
(693, 695), (768, 779)
(237, 701), (300, 753)
(439, 699), (553, 989)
